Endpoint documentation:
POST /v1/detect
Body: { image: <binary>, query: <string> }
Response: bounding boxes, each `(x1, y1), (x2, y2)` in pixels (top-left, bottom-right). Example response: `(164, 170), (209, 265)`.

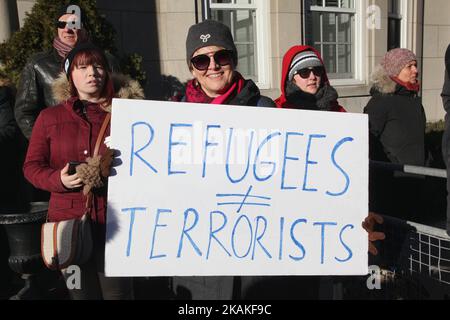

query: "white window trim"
(208, 0), (271, 89)
(311, 0), (365, 85)
(400, 0), (409, 48)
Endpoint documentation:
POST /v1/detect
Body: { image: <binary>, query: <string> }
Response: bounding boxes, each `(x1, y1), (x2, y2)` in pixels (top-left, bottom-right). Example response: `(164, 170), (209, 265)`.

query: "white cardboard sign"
(105, 99), (369, 277)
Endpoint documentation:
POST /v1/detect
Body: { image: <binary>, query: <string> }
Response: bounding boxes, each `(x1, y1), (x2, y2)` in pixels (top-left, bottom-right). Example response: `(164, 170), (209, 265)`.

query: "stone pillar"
(0, 0), (19, 43)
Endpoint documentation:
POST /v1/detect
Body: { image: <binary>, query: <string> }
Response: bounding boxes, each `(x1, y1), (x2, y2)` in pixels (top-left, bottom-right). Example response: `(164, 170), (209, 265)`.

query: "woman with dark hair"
(23, 43), (144, 300)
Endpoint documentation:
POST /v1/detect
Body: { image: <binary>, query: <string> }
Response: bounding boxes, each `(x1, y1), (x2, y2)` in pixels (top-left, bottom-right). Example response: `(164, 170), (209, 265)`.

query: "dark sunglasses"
(190, 50), (234, 71)
(296, 67), (325, 79)
(56, 20), (79, 29)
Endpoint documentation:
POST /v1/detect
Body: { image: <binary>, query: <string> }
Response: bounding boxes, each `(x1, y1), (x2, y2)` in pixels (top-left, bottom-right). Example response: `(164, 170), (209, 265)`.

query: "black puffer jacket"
(364, 65), (426, 166)
(14, 49), (120, 139)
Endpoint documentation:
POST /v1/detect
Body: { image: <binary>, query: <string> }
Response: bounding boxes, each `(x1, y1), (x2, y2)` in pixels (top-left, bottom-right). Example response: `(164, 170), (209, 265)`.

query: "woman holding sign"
(171, 19), (275, 300)
(23, 43), (144, 300)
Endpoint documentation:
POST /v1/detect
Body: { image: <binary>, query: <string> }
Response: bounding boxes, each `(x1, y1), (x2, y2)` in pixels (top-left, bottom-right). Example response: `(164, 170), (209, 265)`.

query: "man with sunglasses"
(14, 5), (118, 140)
(275, 45), (345, 112)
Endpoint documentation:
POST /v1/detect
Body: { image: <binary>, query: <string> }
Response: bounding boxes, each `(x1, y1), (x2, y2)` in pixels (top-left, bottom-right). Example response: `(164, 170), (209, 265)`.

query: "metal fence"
(337, 215), (450, 300)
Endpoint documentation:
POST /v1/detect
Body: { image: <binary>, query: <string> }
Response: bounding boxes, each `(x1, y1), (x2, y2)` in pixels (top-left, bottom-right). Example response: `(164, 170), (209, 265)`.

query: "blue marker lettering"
(121, 207), (146, 257)
(177, 208), (202, 258)
(202, 125), (221, 178)
(251, 216), (272, 260)
(130, 122), (157, 176)
(279, 217), (285, 260)
(231, 214), (253, 259)
(289, 218), (307, 261)
(253, 132), (282, 182)
(313, 222), (338, 264)
(168, 123), (193, 175)
(326, 137), (354, 197)
(335, 224), (354, 263)
(225, 128), (254, 184)
(207, 211), (231, 259)
(281, 132), (304, 190)
(149, 209), (171, 260)
(303, 134), (326, 192)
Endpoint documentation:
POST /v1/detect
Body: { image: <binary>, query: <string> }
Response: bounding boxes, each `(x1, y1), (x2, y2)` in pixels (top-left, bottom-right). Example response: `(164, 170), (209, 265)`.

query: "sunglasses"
(296, 67), (325, 79)
(56, 20), (78, 29)
(190, 50), (234, 71)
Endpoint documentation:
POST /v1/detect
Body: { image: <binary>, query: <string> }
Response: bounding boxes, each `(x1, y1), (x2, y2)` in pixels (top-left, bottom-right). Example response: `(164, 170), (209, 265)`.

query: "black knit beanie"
(63, 43), (109, 78)
(185, 20), (238, 66)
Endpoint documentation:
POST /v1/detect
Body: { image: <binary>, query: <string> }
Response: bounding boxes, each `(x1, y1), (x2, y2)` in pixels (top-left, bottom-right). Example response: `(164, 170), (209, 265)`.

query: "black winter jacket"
(364, 66), (426, 166)
(14, 48), (119, 139)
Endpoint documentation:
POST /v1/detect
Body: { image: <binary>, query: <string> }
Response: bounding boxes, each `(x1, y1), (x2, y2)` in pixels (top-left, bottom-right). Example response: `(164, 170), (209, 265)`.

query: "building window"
(205, 0), (270, 88)
(388, 0), (402, 50)
(305, 0), (356, 80)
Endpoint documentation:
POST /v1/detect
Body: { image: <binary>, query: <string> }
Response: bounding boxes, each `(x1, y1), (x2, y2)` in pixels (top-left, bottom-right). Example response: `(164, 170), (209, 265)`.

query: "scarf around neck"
(285, 81), (339, 111)
(53, 29), (88, 59)
(391, 76), (420, 92)
(185, 72), (245, 105)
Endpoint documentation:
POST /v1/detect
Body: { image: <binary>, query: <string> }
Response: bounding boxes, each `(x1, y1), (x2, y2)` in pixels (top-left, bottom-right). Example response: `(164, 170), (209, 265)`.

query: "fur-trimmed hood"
(370, 64), (398, 95)
(52, 72), (145, 111)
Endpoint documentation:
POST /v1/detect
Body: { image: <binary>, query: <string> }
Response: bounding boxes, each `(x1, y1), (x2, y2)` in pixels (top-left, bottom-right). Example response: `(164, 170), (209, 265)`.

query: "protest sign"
(105, 99), (368, 277)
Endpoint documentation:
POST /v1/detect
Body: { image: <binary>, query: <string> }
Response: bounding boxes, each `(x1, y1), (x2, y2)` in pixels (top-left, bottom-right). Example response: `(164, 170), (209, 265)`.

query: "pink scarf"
(184, 72), (245, 105)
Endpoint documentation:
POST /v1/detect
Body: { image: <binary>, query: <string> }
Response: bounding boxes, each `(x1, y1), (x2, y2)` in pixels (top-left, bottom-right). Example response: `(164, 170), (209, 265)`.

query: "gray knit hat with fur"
(186, 20), (238, 66)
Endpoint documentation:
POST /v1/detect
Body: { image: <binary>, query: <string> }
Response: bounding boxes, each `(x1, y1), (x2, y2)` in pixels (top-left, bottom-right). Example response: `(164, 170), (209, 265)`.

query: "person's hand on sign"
(362, 212), (386, 256)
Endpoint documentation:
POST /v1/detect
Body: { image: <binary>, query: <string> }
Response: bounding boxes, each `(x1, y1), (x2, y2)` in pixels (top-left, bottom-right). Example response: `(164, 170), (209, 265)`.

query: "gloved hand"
(76, 148), (115, 195)
(362, 212), (386, 256)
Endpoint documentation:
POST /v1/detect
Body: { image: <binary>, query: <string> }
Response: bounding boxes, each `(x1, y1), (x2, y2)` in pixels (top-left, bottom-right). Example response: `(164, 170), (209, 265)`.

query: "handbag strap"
(94, 113), (111, 157)
(85, 112), (111, 215)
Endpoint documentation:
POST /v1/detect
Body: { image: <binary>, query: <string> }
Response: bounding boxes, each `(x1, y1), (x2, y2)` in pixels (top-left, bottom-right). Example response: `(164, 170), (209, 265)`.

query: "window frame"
(307, 0), (365, 86)
(205, 0), (272, 89)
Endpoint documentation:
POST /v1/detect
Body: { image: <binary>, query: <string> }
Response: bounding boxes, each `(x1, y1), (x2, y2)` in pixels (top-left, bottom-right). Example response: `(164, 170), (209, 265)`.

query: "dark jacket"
(226, 79), (275, 108)
(15, 48), (120, 139)
(441, 43), (450, 234)
(365, 65), (426, 218)
(364, 65), (426, 166)
(275, 45), (345, 112)
(23, 73), (144, 227)
(0, 86), (25, 210)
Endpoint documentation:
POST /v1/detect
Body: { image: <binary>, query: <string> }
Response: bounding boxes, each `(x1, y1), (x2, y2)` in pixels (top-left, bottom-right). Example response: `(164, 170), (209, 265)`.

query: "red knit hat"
(381, 48), (417, 77)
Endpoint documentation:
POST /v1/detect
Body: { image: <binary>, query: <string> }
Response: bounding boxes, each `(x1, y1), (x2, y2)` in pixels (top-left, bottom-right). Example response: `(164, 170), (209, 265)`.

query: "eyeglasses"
(190, 50), (234, 71)
(56, 20), (78, 29)
(296, 67), (325, 79)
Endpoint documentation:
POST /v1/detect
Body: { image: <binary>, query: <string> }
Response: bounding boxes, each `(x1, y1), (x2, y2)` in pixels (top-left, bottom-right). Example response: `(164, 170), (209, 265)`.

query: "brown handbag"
(41, 113), (111, 270)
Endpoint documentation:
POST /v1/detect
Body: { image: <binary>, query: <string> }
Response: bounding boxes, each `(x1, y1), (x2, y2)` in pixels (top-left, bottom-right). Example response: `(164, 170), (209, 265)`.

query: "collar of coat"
(370, 65), (399, 95)
(52, 72), (145, 112)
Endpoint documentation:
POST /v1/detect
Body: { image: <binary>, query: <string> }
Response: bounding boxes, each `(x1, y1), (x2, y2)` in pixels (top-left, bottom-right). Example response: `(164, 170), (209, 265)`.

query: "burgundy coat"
(24, 97), (110, 224)
(23, 72), (145, 226)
